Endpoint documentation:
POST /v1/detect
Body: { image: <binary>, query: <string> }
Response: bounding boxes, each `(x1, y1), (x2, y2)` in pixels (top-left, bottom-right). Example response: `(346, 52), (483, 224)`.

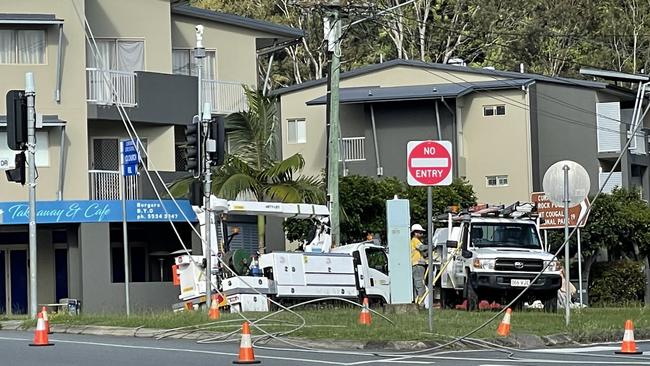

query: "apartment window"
(486, 175), (508, 187)
(0, 131), (49, 167)
(483, 105), (506, 116)
(172, 49), (216, 79)
(86, 39), (144, 72)
(287, 118), (307, 144)
(0, 29), (46, 64)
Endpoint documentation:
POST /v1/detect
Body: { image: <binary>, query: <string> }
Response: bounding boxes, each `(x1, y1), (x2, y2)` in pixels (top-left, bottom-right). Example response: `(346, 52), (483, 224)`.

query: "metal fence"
(202, 79), (248, 115)
(341, 137), (366, 162)
(89, 170), (138, 200)
(86, 68), (137, 107)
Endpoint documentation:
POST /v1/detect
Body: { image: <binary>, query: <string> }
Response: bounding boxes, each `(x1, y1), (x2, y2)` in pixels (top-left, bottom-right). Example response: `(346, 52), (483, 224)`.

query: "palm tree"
(169, 87), (324, 253)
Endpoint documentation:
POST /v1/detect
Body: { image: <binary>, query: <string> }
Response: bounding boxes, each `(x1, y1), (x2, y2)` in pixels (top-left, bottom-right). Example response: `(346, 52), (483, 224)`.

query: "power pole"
(26, 73), (38, 319)
(325, 1), (342, 247)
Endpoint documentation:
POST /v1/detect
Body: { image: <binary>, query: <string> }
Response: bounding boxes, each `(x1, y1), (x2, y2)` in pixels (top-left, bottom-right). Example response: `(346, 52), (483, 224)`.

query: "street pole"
(427, 186), (433, 332)
(577, 228), (583, 306)
(325, 4), (342, 247)
(195, 25), (212, 310)
(26, 73), (38, 319)
(119, 142), (131, 316)
(563, 165), (570, 326)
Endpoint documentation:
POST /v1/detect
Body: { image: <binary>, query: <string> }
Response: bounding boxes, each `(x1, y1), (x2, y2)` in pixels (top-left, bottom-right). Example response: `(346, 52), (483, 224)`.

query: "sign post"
(407, 140), (453, 332)
(120, 139), (138, 316)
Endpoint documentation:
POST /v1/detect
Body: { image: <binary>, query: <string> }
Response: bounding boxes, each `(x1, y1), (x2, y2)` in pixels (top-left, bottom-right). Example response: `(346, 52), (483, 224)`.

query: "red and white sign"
(531, 192), (590, 229)
(407, 140), (453, 186)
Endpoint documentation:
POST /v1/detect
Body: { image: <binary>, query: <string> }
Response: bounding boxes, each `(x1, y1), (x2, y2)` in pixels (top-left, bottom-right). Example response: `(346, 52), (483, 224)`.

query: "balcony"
(86, 68), (137, 107)
(201, 80), (248, 115)
(89, 170), (138, 200)
(340, 137), (366, 162)
(599, 171), (622, 194)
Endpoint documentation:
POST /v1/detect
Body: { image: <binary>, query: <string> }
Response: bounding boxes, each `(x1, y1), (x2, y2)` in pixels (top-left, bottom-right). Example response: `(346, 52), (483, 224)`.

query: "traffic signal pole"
(26, 73), (38, 319)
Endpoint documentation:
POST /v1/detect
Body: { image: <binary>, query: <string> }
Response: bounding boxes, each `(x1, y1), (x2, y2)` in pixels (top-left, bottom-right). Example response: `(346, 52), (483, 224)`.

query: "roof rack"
(434, 202), (539, 222)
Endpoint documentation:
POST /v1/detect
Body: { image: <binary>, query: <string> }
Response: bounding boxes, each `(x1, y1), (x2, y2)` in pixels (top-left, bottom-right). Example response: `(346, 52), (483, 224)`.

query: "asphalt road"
(1, 330), (649, 366)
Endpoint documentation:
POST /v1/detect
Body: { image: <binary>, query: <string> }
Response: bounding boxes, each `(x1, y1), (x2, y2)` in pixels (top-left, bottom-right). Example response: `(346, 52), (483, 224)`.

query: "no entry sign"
(407, 140), (453, 186)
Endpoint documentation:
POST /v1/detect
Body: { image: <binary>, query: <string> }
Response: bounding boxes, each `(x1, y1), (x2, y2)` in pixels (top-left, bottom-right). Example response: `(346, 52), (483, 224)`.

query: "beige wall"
(85, 0), (172, 73)
(0, 0), (88, 201)
(459, 89), (532, 204)
(280, 65), (508, 178)
(171, 15), (261, 86)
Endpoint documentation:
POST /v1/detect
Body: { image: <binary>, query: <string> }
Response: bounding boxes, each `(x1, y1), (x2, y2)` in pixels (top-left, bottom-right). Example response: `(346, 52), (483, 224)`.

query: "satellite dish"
(542, 160), (590, 207)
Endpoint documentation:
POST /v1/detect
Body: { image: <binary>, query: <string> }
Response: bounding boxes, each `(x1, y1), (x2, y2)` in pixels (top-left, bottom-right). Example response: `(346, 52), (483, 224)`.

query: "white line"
(534, 345), (620, 354)
(348, 356), (435, 365)
(411, 158), (448, 168)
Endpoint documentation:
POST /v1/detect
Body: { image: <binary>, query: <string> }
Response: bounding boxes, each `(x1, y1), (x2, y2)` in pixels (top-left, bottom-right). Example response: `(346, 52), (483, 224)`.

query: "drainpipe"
(57, 125), (67, 200)
(55, 24), (63, 103)
(370, 104), (383, 176)
(434, 100), (442, 140)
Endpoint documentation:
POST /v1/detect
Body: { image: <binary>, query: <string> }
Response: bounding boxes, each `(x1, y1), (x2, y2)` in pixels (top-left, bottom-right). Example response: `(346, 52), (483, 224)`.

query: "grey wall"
(87, 72), (198, 125)
(533, 83), (600, 195)
(340, 100), (455, 179)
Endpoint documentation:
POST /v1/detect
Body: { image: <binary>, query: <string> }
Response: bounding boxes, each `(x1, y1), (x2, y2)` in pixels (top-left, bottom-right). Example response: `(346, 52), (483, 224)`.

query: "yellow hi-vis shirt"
(411, 237), (426, 266)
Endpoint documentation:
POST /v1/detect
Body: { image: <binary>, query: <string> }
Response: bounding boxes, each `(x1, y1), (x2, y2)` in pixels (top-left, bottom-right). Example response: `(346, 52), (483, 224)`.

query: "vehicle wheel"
(464, 274), (479, 311)
(440, 289), (457, 309)
(543, 293), (558, 313)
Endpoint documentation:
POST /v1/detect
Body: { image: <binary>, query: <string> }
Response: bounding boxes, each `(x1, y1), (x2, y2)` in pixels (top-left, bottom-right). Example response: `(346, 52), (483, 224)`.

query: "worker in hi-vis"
(410, 224), (427, 301)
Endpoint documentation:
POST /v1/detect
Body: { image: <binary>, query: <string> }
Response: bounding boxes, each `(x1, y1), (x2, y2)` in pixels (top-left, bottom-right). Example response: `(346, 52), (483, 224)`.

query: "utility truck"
(434, 203), (562, 311)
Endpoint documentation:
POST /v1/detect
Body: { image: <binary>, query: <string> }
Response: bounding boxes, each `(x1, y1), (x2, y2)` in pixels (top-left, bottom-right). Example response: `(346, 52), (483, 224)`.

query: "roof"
(0, 115), (65, 127)
(0, 13), (64, 24)
(272, 59), (608, 96)
(306, 79), (533, 105)
(171, 4), (303, 40)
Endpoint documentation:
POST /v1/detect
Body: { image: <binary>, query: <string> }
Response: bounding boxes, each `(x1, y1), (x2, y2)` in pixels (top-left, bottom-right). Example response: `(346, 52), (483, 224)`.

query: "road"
(1, 330), (649, 366)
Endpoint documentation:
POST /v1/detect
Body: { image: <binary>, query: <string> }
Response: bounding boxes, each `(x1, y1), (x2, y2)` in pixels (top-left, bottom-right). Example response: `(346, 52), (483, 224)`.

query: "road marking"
(534, 346), (620, 353)
(347, 356), (435, 365)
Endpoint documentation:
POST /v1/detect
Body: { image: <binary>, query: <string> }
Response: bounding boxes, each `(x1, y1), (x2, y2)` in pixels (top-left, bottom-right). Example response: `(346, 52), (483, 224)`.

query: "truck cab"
(438, 204), (562, 311)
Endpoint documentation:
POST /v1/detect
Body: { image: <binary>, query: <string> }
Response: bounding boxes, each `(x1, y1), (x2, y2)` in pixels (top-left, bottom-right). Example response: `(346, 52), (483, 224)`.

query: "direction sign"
(531, 192), (590, 229)
(407, 140), (452, 186)
(121, 139), (139, 177)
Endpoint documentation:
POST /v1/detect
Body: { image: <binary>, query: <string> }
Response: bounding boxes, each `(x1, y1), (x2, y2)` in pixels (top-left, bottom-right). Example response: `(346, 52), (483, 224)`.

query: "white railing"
(629, 130), (647, 155)
(340, 137), (366, 162)
(599, 171), (622, 194)
(86, 68), (137, 107)
(202, 80), (248, 115)
(89, 170), (138, 200)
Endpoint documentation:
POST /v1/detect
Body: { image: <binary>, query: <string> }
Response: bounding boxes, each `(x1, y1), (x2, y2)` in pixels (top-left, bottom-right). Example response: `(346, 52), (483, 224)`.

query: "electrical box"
(386, 198), (412, 304)
(227, 294), (269, 313)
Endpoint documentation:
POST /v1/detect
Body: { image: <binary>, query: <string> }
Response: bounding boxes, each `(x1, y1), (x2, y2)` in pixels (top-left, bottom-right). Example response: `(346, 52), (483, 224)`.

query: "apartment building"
(274, 59), (648, 205)
(0, 0), (302, 313)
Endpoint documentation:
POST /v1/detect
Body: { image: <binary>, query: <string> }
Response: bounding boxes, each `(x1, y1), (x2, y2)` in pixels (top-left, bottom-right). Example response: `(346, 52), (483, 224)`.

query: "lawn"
(29, 306), (649, 342)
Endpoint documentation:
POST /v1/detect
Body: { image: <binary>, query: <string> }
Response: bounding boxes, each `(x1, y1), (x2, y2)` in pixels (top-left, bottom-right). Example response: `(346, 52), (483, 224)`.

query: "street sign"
(531, 192), (590, 229)
(542, 160), (590, 207)
(407, 140), (452, 186)
(121, 139), (139, 177)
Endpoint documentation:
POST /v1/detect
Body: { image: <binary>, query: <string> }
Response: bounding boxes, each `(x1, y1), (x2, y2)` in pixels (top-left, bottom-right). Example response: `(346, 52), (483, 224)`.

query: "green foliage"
(589, 260), (645, 306)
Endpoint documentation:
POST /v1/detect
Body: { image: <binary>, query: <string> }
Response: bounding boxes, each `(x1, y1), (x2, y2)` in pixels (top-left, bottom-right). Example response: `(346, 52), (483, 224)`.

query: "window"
(486, 175), (508, 187)
(287, 118), (307, 144)
(172, 49), (216, 79)
(483, 105), (506, 116)
(0, 29), (46, 64)
(469, 223), (541, 249)
(366, 247), (389, 275)
(86, 39), (144, 72)
(0, 131), (49, 168)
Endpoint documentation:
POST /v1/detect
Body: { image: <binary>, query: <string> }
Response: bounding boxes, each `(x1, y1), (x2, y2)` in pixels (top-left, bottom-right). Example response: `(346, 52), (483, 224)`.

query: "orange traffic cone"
(615, 320), (643, 355)
(41, 306), (52, 334)
(358, 297), (372, 325)
(233, 322), (260, 364)
(208, 294), (221, 320)
(29, 312), (54, 347)
(496, 308), (512, 337)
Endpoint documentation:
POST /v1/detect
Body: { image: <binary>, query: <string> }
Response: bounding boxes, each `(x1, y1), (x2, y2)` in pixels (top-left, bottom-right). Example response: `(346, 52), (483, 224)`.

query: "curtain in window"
(117, 41), (144, 72)
(0, 30), (16, 63)
(17, 30), (45, 64)
(172, 49), (190, 75)
(190, 50), (216, 79)
(87, 40), (115, 69)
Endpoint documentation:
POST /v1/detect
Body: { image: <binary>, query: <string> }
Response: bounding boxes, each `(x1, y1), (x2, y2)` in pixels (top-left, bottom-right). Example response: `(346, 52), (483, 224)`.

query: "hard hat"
(411, 224), (425, 233)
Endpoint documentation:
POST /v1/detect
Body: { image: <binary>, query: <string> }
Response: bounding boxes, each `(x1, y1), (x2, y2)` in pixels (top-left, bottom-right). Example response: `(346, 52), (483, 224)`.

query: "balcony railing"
(340, 137), (366, 162)
(87, 68), (137, 107)
(599, 171), (622, 194)
(89, 170), (138, 200)
(202, 80), (248, 115)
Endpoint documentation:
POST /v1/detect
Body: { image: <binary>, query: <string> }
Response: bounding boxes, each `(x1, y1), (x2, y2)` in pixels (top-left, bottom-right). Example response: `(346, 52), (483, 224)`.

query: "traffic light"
(6, 90), (27, 151)
(209, 116), (226, 166)
(184, 118), (201, 175)
(5, 152), (26, 185)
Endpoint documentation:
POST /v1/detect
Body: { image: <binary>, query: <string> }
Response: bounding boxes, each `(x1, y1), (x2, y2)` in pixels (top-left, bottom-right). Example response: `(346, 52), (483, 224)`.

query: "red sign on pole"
(531, 192), (590, 229)
(407, 140), (453, 186)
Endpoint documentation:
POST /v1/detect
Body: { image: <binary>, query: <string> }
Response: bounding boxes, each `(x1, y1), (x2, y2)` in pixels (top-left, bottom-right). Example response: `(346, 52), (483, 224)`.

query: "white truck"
(435, 203), (562, 311)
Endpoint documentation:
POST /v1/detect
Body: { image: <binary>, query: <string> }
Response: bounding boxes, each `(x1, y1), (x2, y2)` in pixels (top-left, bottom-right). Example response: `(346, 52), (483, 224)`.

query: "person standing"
(410, 224), (427, 301)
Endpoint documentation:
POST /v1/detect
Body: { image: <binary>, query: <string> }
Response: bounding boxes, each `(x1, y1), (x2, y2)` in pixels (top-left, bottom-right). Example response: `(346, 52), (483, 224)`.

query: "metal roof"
(0, 13), (64, 25)
(272, 59), (607, 96)
(305, 79), (534, 105)
(171, 4), (303, 40)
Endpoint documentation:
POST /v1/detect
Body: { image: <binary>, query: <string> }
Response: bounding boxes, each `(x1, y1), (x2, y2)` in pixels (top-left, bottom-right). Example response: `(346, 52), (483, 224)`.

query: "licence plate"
(511, 279), (530, 287)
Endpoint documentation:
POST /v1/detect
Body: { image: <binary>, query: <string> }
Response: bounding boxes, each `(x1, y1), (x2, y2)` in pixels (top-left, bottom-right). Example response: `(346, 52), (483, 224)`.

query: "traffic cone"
(29, 312), (54, 347)
(41, 306), (52, 334)
(208, 294), (221, 320)
(496, 308), (512, 337)
(615, 320), (643, 355)
(233, 322), (260, 364)
(358, 297), (372, 325)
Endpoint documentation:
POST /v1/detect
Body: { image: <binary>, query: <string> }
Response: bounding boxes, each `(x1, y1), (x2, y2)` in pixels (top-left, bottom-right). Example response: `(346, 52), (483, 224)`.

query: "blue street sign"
(121, 139), (139, 177)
